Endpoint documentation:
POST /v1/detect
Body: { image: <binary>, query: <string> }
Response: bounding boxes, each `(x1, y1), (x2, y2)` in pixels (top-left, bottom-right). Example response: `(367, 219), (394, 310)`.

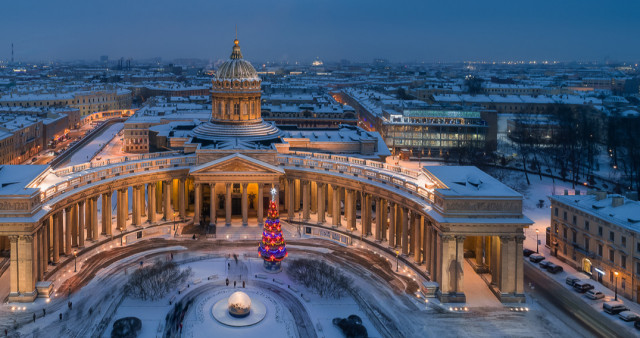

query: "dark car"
(529, 253), (545, 263)
(523, 248), (535, 257)
(546, 263), (563, 274)
(539, 260), (553, 269)
(573, 282), (595, 293)
(634, 318), (640, 330)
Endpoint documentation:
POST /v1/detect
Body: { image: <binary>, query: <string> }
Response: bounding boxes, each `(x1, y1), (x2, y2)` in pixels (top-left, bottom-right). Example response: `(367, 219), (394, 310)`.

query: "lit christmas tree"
(258, 187), (287, 271)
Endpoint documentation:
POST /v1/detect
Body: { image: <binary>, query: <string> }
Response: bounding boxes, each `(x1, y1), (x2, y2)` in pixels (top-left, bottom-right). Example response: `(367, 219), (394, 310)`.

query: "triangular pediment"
(190, 153), (284, 175)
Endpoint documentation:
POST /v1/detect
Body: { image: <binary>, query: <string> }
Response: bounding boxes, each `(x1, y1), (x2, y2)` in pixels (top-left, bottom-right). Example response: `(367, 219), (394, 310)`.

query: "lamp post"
(536, 229), (539, 253)
(395, 250), (399, 272)
(614, 271), (619, 301)
(173, 212), (178, 236)
(73, 250), (77, 272)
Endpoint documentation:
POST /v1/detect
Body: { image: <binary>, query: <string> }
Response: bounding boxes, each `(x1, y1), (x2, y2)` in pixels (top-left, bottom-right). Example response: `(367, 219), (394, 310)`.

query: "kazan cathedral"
(0, 38), (531, 304)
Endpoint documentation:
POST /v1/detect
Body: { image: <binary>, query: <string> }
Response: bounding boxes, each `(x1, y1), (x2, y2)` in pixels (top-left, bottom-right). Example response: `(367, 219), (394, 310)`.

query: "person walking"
(59, 313), (62, 321)
(33, 313), (36, 323)
(43, 308), (46, 317)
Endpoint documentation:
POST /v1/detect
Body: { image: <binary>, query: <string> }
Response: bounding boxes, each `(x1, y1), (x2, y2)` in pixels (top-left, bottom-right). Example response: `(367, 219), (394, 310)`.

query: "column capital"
(241, 182), (248, 188)
(515, 235), (526, 243)
(455, 235), (466, 243)
(8, 235), (19, 243)
(317, 182), (325, 188)
(21, 234), (34, 243)
(440, 234), (454, 242)
(499, 235), (515, 242)
(226, 182), (232, 188)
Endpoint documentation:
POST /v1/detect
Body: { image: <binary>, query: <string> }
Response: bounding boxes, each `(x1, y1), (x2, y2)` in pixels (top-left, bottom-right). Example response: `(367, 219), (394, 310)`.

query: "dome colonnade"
(0, 150), (530, 305)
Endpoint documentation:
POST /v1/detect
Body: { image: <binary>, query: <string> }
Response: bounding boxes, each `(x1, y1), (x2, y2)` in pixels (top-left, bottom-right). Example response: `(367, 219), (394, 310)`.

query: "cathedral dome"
(216, 39), (259, 81)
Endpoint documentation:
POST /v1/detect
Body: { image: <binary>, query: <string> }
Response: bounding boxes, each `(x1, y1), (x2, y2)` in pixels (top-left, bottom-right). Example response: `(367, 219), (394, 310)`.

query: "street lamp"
(73, 250), (77, 272)
(614, 271), (619, 301)
(536, 229), (539, 253)
(395, 250), (399, 272)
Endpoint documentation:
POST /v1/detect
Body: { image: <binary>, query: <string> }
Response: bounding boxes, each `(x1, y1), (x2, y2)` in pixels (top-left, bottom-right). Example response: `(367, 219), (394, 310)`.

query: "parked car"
(529, 253), (545, 263)
(523, 248), (535, 257)
(573, 281), (594, 293)
(545, 263), (563, 274)
(634, 318), (640, 330)
(619, 311), (639, 322)
(539, 260), (553, 269)
(603, 301), (629, 315)
(585, 290), (605, 300)
(566, 276), (581, 286)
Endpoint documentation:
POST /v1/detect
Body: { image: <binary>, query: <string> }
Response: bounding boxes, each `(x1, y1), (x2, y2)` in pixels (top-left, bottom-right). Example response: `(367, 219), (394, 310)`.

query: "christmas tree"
(258, 187), (287, 271)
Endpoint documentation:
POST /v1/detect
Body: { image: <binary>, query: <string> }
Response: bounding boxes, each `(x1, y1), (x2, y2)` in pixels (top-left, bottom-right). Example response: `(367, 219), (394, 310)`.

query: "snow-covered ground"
(60, 122), (123, 167)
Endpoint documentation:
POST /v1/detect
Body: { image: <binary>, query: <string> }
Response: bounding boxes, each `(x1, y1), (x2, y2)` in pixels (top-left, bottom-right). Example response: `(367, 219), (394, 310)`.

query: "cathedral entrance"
(232, 198), (242, 215)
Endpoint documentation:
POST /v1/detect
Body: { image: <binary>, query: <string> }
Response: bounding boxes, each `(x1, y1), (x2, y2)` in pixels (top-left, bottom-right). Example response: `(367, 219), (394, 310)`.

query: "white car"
(618, 310), (639, 321)
(585, 290), (605, 300)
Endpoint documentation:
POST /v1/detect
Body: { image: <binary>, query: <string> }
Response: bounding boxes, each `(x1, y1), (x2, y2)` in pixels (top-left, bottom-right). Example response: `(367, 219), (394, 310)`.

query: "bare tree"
(124, 261), (192, 301)
(287, 259), (352, 298)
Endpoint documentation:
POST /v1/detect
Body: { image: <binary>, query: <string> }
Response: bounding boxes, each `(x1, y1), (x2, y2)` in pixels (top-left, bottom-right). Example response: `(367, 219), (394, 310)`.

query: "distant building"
(0, 89), (132, 116)
(550, 191), (640, 303)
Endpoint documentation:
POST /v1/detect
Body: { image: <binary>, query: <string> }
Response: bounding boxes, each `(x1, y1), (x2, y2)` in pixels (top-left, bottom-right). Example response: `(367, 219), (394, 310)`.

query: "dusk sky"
(2, 0), (639, 63)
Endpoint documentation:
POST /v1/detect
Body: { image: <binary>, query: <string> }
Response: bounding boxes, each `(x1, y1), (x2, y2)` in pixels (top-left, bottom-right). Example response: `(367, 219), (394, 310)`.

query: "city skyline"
(2, 0), (640, 63)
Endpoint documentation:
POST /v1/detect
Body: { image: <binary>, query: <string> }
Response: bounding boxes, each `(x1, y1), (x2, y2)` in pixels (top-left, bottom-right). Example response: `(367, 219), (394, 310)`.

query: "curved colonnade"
(1, 151), (530, 304)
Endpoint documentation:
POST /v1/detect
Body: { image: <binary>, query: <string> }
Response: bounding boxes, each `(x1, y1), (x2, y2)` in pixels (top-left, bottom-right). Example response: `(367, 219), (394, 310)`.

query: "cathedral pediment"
(190, 153), (284, 176)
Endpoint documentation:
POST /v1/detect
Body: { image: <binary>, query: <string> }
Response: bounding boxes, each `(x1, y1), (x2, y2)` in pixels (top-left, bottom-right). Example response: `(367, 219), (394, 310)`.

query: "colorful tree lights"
(258, 188), (287, 270)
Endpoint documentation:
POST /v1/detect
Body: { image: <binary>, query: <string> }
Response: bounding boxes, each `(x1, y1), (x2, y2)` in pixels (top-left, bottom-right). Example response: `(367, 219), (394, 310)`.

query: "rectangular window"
(563, 211), (567, 221)
(572, 231), (576, 243)
(572, 215), (577, 225)
(563, 228), (567, 240)
(621, 255), (626, 269)
(585, 221), (589, 231)
(554, 207), (558, 217)
(609, 249), (615, 262)
(598, 244), (603, 256)
(609, 231), (614, 242)
(622, 236), (626, 247)
(637, 242), (640, 253)
(598, 226), (603, 236)
(584, 238), (589, 252)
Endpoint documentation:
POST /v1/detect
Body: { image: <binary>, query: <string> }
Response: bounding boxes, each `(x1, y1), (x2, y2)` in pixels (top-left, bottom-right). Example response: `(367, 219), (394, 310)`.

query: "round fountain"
(212, 290), (267, 327)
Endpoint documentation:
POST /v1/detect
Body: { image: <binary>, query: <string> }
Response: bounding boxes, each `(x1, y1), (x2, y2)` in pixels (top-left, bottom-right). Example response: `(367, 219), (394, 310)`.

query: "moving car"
(618, 311), (639, 322)
(523, 248), (535, 257)
(565, 276), (581, 286)
(529, 253), (545, 263)
(545, 263), (563, 274)
(573, 280), (594, 293)
(585, 290), (605, 300)
(603, 301), (629, 315)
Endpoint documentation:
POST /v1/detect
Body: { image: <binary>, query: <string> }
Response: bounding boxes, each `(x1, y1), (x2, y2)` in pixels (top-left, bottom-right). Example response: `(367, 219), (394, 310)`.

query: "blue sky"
(1, 0), (639, 63)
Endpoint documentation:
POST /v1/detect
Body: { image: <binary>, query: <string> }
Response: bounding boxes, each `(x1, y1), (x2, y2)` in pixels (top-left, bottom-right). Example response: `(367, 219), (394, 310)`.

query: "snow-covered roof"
(424, 166), (521, 198)
(550, 194), (640, 231)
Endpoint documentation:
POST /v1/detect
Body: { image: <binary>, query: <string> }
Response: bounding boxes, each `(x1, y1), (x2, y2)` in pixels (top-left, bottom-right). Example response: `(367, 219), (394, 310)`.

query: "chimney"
(595, 191), (607, 201)
(611, 196), (625, 208)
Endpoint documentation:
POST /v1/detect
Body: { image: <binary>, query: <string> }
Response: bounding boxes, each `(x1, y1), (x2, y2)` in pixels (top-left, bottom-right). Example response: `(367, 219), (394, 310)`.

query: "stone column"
(327, 184), (333, 217)
(102, 191), (112, 235)
(302, 181), (310, 221)
(257, 184), (264, 226)
(78, 201), (85, 247)
(85, 199), (92, 241)
(91, 197), (99, 240)
(374, 197), (382, 241)
(396, 206), (402, 245)
(148, 183), (156, 223)
(287, 179), (295, 221)
(132, 186), (141, 226)
(45, 218), (51, 264)
(499, 236), (515, 293)
(422, 216), (428, 265)
(347, 189), (356, 231)
(139, 184), (146, 218)
(475, 236), (484, 267)
(438, 235), (454, 295)
(381, 200), (388, 241)
(39, 226), (46, 278)
(9, 236), (18, 296)
(124, 188), (129, 221)
(332, 184), (341, 227)
(210, 183), (217, 225)
(317, 183), (326, 224)
(388, 202), (396, 247)
(71, 204), (78, 247)
(414, 213), (422, 263)
(490, 236), (499, 286)
(52, 213), (60, 264)
(163, 180), (172, 221)
(294, 179), (301, 212)
(455, 236), (466, 296)
(194, 183), (201, 225)
(310, 181), (317, 214)
(515, 235), (525, 295)
(179, 179), (186, 220)
(64, 207), (72, 255)
(225, 183), (232, 226)
(117, 189), (125, 230)
(359, 192), (367, 237)
(241, 183), (248, 226)
(155, 181), (162, 213)
(401, 207), (409, 255)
